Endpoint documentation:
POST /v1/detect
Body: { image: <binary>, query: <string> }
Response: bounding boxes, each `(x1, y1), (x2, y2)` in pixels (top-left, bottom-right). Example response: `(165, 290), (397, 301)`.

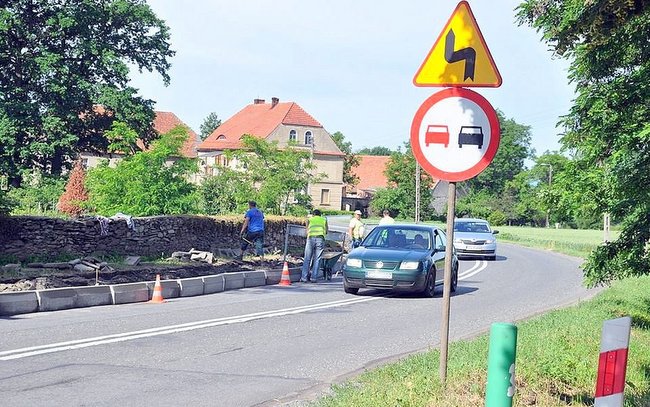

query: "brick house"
(197, 97), (345, 210)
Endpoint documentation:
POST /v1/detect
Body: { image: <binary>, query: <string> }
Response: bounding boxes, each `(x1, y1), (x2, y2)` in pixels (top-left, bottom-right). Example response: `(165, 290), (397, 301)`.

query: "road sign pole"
(439, 181), (456, 385)
(415, 162), (421, 223)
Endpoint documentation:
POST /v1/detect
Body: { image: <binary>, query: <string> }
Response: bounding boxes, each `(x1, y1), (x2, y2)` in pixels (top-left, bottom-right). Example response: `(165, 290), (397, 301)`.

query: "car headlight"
(346, 258), (362, 267)
(400, 261), (420, 270)
(485, 239), (494, 244)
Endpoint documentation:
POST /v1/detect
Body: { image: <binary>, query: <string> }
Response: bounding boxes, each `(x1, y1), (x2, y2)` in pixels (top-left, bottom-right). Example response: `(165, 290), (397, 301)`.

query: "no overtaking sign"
(410, 87), (500, 182)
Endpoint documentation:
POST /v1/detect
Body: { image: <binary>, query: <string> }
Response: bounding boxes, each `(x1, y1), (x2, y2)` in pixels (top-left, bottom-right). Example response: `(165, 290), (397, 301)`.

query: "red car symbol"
(425, 125), (450, 148)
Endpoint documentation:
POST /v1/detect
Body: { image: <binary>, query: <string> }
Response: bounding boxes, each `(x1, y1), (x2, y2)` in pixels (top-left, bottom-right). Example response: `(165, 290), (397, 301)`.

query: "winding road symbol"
(445, 29), (476, 81)
(412, 1), (502, 88)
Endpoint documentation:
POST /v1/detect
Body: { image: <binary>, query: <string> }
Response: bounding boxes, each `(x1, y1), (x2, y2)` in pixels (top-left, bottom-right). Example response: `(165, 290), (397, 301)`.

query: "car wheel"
(344, 283), (359, 295)
(450, 263), (458, 293)
(422, 270), (436, 298)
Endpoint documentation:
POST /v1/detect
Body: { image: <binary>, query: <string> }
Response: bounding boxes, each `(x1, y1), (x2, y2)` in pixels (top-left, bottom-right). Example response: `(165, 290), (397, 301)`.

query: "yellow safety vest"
(308, 216), (327, 237)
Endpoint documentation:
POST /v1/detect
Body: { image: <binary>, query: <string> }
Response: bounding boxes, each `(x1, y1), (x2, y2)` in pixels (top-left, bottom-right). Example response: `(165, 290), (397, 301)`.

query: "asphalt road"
(0, 243), (599, 406)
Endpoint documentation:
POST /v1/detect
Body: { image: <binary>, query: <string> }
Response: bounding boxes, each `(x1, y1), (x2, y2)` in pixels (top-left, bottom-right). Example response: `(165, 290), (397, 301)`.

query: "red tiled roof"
(352, 155), (391, 190)
(198, 100), (322, 151)
(135, 111), (199, 158)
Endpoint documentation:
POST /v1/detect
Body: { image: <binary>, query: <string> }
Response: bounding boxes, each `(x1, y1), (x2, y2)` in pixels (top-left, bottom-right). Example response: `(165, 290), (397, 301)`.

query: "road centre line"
(0, 296), (380, 361)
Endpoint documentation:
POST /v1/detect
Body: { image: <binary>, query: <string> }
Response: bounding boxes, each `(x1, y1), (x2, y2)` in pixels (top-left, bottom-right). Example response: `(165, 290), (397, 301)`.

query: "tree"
(199, 112), (221, 140)
(0, 0), (174, 186)
(356, 146), (394, 156)
(463, 110), (534, 195)
(199, 166), (253, 215)
(6, 171), (65, 215)
(57, 160), (88, 217)
(199, 136), (316, 215)
(105, 121), (140, 156)
(85, 126), (197, 216)
(233, 135), (315, 215)
(371, 143), (435, 219)
(455, 111), (534, 224)
(518, 1), (650, 285)
(331, 131), (360, 187)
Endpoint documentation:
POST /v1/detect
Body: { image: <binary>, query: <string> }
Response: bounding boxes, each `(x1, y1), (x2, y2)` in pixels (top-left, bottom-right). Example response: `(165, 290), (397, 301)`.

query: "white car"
(452, 218), (498, 260)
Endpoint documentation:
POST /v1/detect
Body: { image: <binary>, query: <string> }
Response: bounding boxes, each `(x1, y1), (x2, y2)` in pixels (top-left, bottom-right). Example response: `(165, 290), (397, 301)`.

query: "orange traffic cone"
(148, 274), (166, 303)
(279, 262), (291, 286)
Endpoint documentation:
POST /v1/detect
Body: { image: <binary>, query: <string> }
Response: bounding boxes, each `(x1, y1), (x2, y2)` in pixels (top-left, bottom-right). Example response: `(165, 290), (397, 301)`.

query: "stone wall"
(0, 215), (307, 260)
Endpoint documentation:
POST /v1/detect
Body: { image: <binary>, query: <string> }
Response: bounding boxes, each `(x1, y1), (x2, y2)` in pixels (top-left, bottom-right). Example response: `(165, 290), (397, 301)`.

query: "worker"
(301, 209), (328, 282)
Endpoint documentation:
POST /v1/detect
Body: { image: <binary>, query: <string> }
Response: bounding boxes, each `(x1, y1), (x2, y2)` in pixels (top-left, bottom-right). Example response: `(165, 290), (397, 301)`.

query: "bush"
(57, 160), (88, 216)
(6, 171), (65, 215)
(85, 126), (198, 216)
(487, 210), (507, 226)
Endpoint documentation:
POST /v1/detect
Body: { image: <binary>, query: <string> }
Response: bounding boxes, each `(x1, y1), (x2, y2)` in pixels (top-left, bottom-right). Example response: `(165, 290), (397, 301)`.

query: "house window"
(320, 189), (330, 205)
(217, 134), (226, 140)
(305, 131), (313, 145)
(289, 129), (297, 142)
(219, 155), (230, 167)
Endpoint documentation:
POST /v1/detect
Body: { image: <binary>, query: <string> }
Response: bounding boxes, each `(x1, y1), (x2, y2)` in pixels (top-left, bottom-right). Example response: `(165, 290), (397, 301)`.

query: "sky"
(129, 0), (576, 159)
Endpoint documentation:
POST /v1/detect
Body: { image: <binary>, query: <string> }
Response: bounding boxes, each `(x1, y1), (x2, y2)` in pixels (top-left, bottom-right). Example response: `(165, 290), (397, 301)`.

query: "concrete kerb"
(144, 279), (180, 300)
(0, 291), (39, 316)
(0, 264), (306, 315)
(37, 286), (113, 312)
(243, 271), (266, 287)
(177, 277), (205, 297)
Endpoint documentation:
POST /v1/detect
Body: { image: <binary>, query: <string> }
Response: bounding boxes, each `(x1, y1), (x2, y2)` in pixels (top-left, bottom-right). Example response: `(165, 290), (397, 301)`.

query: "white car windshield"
(454, 222), (491, 233)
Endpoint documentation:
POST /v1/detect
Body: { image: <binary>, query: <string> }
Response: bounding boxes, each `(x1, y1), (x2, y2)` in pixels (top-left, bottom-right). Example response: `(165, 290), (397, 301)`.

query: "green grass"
(314, 276), (650, 407)
(495, 226), (619, 259)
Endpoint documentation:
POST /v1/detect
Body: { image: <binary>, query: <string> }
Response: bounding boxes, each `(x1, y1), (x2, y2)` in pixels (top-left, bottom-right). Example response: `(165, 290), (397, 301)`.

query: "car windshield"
(363, 227), (432, 250)
(454, 221), (491, 233)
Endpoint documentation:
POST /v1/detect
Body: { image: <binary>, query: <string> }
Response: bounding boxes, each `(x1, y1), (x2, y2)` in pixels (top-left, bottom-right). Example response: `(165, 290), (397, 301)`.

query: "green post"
(485, 323), (518, 407)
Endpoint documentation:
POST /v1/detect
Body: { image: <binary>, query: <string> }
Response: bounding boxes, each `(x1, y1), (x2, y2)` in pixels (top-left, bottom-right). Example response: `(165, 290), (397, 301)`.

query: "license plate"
(366, 270), (393, 279)
(467, 245), (482, 250)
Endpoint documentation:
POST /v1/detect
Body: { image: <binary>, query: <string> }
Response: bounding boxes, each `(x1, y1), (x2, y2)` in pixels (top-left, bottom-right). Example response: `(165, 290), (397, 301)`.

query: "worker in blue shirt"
(238, 201), (265, 260)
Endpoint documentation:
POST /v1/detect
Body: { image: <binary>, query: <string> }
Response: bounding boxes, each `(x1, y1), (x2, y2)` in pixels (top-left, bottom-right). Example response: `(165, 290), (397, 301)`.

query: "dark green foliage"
(455, 112), (534, 224)
(200, 136), (314, 215)
(6, 171), (65, 215)
(518, 0), (650, 285)
(0, 0), (173, 185)
(199, 166), (252, 215)
(463, 110), (534, 195)
(199, 112), (221, 140)
(371, 143), (435, 220)
(85, 126), (198, 216)
(331, 131), (360, 187)
(356, 146), (394, 156)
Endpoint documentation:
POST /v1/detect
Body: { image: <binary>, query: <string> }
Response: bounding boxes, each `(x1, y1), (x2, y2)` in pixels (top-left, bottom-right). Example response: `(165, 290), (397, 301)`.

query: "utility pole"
(541, 163), (553, 227)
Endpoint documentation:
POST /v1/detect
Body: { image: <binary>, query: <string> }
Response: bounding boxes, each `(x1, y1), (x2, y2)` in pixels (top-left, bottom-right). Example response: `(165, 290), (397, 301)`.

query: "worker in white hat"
(348, 210), (365, 249)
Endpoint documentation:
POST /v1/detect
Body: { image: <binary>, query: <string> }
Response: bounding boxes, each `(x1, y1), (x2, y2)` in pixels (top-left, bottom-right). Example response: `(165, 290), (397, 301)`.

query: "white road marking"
(0, 296), (380, 361)
(458, 260), (488, 280)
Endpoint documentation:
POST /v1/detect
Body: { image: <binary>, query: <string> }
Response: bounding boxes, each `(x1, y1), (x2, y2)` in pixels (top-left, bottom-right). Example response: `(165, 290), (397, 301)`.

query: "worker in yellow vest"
(301, 209), (328, 283)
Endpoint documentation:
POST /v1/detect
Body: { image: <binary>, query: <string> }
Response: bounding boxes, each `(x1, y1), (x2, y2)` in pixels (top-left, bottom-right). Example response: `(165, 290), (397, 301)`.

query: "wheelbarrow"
(320, 251), (344, 281)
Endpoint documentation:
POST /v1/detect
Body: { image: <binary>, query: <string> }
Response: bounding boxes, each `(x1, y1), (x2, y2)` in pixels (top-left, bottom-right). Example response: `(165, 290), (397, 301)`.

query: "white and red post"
(594, 316), (631, 407)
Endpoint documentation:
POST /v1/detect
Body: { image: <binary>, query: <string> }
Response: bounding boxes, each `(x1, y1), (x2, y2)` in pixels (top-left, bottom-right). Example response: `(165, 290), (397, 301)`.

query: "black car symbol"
(458, 126), (484, 149)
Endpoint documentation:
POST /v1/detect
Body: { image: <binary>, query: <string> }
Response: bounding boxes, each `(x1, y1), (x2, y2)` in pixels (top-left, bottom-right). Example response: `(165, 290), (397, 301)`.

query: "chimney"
(253, 98), (265, 105)
(271, 97), (279, 107)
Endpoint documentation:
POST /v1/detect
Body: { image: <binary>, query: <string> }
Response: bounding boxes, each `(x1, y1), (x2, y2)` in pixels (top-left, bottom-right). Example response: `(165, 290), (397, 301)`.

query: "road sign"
(413, 1), (502, 87)
(410, 87), (500, 181)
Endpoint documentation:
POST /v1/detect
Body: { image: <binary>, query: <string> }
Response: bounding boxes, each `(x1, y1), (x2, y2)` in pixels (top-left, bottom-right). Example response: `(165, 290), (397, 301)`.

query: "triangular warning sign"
(413, 1), (502, 88)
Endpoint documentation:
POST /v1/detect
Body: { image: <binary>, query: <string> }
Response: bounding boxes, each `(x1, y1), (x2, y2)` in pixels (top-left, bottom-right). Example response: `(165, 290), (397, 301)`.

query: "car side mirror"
(492, 230), (499, 235)
(434, 245), (445, 253)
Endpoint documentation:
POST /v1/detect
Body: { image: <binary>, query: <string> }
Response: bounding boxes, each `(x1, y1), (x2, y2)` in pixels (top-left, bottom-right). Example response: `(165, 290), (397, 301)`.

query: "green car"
(343, 224), (458, 297)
